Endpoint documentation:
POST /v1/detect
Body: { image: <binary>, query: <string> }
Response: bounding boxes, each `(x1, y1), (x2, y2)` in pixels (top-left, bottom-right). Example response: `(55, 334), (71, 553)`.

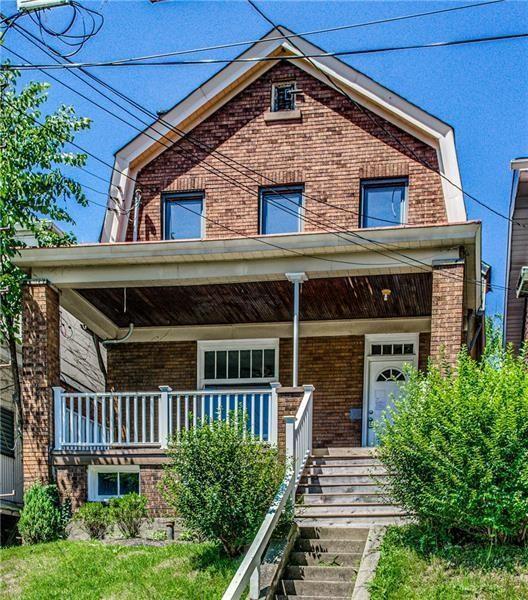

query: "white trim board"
(100, 27), (465, 243)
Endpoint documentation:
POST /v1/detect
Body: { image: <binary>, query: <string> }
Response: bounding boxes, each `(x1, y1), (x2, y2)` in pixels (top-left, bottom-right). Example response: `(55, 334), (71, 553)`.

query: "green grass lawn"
(370, 526), (528, 600)
(0, 540), (240, 599)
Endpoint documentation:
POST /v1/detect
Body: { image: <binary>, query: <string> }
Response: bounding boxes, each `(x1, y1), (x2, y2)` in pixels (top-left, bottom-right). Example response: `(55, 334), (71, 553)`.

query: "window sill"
(264, 109), (302, 123)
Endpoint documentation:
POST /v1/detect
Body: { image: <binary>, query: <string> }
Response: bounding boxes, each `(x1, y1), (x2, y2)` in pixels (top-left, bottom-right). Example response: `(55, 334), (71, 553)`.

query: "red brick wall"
(430, 261), (465, 366)
(128, 62), (445, 242)
(56, 465), (87, 511)
(21, 283), (60, 489)
(141, 465), (172, 517)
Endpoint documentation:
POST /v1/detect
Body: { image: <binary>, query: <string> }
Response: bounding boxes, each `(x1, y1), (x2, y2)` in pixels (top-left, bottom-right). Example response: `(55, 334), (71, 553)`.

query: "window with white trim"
(198, 340), (279, 388)
(88, 466), (140, 501)
(272, 82), (297, 112)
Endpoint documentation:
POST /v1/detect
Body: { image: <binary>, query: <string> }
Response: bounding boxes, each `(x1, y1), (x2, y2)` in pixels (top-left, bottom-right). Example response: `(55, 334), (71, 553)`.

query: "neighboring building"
(13, 28), (485, 516)
(505, 158), (528, 349)
(0, 228), (106, 527)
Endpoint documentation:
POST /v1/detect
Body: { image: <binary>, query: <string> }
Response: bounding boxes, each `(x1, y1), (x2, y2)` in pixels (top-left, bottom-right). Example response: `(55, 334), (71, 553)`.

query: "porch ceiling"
(76, 272), (432, 328)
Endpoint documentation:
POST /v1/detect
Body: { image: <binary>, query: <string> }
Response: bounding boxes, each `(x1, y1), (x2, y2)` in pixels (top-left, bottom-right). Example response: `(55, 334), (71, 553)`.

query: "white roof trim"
(101, 27), (466, 242)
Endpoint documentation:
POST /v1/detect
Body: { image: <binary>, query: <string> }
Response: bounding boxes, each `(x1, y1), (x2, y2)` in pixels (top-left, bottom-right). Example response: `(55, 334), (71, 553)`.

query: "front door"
(366, 359), (411, 446)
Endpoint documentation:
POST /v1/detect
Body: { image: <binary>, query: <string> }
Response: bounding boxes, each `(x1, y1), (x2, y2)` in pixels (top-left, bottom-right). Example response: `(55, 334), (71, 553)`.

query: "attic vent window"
(272, 82), (297, 112)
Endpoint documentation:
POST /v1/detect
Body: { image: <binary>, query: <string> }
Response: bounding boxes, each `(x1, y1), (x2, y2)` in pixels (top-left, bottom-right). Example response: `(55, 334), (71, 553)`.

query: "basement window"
(163, 192), (204, 240)
(88, 466), (140, 501)
(360, 179), (407, 228)
(272, 82), (297, 112)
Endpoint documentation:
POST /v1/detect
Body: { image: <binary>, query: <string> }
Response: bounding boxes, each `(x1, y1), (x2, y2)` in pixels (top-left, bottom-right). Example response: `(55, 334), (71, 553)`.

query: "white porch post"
(269, 382), (281, 445)
(53, 386), (65, 450)
(285, 272), (308, 387)
(284, 415), (296, 462)
(159, 386), (172, 448)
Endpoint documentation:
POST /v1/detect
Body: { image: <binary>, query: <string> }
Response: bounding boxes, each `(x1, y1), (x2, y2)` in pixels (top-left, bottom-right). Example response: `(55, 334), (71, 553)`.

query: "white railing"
(222, 384), (314, 600)
(53, 384), (280, 450)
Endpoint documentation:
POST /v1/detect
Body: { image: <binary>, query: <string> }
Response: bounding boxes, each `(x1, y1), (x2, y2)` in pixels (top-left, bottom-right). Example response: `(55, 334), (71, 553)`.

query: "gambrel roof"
(101, 26), (466, 242)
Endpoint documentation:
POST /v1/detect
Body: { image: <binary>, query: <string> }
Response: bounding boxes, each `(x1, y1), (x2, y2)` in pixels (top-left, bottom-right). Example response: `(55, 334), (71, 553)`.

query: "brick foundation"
(21, 283), (60, 489)
(56, 465), (87, 511)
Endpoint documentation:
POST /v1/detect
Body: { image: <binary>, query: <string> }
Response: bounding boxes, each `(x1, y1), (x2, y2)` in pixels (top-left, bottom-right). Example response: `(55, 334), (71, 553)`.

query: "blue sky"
(3, 0), (528, 314)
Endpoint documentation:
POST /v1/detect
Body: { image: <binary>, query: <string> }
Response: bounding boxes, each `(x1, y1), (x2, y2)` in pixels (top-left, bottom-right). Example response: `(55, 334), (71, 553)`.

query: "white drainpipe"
(285, 272), (308, 387)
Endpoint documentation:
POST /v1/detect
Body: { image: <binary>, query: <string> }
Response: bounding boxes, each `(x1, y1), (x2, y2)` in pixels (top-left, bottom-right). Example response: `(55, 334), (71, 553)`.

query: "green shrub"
(377, 345), (528, 545)
(108, 493), (149, 538)
(18, 483), (68, 544)
(162, 413), (284, 557)
(73, 502), (110, 540)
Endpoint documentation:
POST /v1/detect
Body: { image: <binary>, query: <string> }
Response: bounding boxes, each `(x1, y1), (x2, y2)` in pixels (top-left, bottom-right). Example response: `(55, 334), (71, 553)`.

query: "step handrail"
(222, 384), (314, 600)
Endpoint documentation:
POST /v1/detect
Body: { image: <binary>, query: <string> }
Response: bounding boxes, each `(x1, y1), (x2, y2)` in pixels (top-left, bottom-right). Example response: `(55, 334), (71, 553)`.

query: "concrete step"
(296, 516), (410, 527)
(296, 504), (404, 516)
(289, 551), (362, 567)
(276, 596), (349, 600)
(305, 465), (387, 476)
(311, 447), (376, 458)
(299, 526), (370, 540)
(300, 474), (390, 485)
(297, 483), (385, 495)
(285, 565), (357, 582)
(277, 579), (354, 597)
(295, 538), (367, 554)
(309, 458), (382, 467)
(298, 493), (389, 505)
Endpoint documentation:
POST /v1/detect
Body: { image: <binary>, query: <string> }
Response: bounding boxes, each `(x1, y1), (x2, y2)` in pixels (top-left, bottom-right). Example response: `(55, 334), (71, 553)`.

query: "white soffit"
(101, 26), (465, 242)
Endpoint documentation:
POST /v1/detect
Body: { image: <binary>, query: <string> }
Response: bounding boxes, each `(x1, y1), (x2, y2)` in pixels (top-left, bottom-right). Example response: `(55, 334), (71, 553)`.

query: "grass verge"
(0, 540), (240, 599)
(369, 525), (528, 600)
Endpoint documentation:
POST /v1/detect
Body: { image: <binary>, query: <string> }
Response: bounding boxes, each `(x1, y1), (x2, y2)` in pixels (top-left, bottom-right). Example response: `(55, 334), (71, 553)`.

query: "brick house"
(505, 158), (528, 349)
(14, 28), (485, 515)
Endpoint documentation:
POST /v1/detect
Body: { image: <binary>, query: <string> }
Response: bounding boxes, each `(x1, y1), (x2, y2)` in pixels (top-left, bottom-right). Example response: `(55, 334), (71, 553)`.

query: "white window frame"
(362, 333), (419, 447)
(259, 185), (305, 235)
(87, 465), (140, 501)
(162, 191), (206, 241)
(197, 339), (280, 389)
(360, 178), (408, 228)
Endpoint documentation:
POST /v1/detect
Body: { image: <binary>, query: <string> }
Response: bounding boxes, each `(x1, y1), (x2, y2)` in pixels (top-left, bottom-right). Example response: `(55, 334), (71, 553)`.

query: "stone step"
(297, 483), (385, 495)
(289, 551), (362, 567)
(277, 579), (354, 597)
(299, 526), (370, 540)
(309, 458), (382, 467)
(311, 447), (376, 458)
(296, 504), (405, 518)
(285, 565), (357, 582)
(305, 465), (387, 476)
(296, 516), (410, 527)
(300, 474), (390, 485)
(298, 493), (389, 505)
(295, 538), (367, 554)
(276, 596), (350, 600)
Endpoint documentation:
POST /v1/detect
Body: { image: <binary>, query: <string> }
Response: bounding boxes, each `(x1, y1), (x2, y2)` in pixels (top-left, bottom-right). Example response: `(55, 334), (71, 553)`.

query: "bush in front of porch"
(161, 413), (284, 557)
(377, 342), (528, 545)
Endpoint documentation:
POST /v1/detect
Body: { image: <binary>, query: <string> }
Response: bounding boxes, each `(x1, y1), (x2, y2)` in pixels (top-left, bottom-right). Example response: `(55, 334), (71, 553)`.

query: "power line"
(246, 0), (526, 231)
(7, 32), (527, 69)
(3, 0), (504, 67)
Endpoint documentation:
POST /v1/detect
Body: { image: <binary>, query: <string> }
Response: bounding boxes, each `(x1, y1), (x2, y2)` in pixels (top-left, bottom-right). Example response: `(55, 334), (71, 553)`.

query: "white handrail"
(222, 384), (314, 600)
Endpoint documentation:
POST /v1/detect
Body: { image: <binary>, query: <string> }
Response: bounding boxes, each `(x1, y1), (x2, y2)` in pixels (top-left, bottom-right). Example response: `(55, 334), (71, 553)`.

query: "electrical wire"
(7, 31), (526, 69)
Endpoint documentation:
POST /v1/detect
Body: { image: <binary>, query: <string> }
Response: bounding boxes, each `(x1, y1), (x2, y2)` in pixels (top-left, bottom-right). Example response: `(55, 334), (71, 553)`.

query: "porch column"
(285, 272), (308, 387)
(430, 259), (465, 367)
(21, 280), (61, 489)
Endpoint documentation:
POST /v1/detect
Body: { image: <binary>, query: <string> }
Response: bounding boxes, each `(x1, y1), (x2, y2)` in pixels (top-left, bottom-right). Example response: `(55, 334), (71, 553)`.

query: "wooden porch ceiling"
(76, 273), (432, 328)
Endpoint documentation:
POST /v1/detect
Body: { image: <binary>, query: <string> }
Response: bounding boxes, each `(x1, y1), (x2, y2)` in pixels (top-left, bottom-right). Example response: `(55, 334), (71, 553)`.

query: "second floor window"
(361, 179), (407, 228)
(260, 186), (303, 235)
(164, 192), (204, 240)
(272, 82), (296, 112)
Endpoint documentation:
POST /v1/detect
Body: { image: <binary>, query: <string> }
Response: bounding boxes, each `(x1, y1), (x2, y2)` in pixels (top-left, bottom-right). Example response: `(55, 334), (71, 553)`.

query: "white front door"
(367, 360), (410, 446)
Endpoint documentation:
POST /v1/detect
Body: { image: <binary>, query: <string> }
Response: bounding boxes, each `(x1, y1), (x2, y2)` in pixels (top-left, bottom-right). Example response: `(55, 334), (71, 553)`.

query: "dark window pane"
(240, 351), (251, 378)
(0, 408), (15, 457)
(204, 351), (215, 379)
(228, 351), (239, 379)
(216, 351), (227, 379)
(393, 344), (403, 355)
(119, 472), (139, 495)
(251, 350), (263, 378)
(164, 196), (203, 240)
(273, 84), (295, 111)
(404, 344), (414, 355)
(263, 349), (275, 377)
(371, 344), (382, 355)
(261, 188), (302, 235)
(362, 182), (405, 228)
(98, 472), (118, 497)
(382, 344), (392, 355)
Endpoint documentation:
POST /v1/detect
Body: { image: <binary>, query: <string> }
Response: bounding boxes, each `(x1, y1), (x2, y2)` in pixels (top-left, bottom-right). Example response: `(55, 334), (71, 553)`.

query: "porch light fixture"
(381, 288), (392, 302)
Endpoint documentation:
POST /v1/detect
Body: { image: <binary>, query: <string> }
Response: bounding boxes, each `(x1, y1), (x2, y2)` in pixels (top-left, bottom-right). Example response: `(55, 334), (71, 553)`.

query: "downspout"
(286, 272), (308, 387)
(102, 322), (135, 346)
